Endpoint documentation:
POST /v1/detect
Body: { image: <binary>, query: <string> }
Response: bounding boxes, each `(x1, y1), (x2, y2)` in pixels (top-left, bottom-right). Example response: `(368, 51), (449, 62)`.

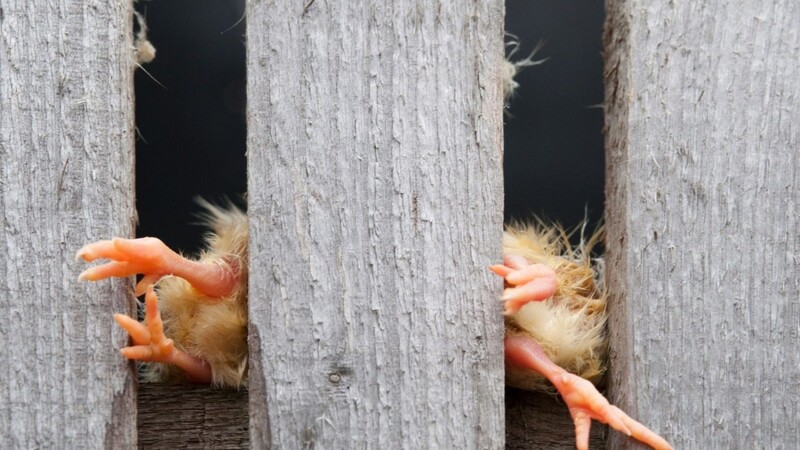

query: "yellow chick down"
(502, 222), (608, 392)
(145, 202), (250, 387)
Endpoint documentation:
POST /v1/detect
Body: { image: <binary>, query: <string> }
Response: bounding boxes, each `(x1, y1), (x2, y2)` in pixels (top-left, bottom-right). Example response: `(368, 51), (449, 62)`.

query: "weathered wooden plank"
(0, 1), (137, 447)
(137, 384), (248, 449)
(604, 1), (800, 448)
(247, 0), (505, 447)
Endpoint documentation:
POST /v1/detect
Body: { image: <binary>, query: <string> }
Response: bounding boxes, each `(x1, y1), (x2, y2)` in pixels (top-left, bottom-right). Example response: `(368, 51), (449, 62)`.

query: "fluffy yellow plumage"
(78, 209), (670, 448)
(502, 222), (608, 392)
(142, 202), (249, 387)
(497, 223), (671, 449)
(77, 201), (249, 387)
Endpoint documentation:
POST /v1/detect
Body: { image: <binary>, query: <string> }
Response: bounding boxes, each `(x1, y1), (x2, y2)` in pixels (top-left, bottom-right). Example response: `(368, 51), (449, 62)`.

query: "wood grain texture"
(604, 1), (800, 448)
(506, 388), (605, 449)
(0, 1), (137, 447)
(246, 0), (505, 447)
(138, 384), (248, 449)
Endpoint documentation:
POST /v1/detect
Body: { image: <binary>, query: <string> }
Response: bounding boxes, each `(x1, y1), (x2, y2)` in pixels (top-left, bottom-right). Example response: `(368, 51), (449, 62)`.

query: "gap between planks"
(136, 384), (603, 448)
(506, 388), (606, 449)
(137, 384), (248, 449)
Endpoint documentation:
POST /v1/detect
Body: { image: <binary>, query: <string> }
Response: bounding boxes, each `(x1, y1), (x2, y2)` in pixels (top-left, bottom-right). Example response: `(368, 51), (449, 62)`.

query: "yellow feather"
(503, 222), (608, 392)
(141, 202), (249, 388)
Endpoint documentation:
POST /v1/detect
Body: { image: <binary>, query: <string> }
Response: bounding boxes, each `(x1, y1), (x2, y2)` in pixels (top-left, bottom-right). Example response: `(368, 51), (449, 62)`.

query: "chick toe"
(491, 257), (557, 315)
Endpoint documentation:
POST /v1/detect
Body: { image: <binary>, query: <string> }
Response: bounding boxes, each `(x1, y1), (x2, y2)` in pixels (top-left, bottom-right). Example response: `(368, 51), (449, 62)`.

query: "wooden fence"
(1, 0), (797, 448)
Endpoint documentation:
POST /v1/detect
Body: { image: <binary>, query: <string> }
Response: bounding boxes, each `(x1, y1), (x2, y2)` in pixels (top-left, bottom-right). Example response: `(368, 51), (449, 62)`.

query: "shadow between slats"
(137, 384), (249, 449)
(136, 384), (605, 448)
(506, 387), (606, 449)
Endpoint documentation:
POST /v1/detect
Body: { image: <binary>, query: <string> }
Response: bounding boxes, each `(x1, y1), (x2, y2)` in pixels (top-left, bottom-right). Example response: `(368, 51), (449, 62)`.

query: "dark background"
(503, 1), (605, 227)
(134, 0), (605, 255)
(134, 0), (247, 254)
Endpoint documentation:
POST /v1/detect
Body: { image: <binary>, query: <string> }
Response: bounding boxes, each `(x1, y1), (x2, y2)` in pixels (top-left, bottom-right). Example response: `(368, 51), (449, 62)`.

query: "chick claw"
(77, 237), (238, 298)
(114, 286), (175, 362)
(506, 335), (672, 450)
(114, 286), (212, 383)
(490, 254), (558, 314)
(77, 237), (180, 296)
(555, 372), (673, 450)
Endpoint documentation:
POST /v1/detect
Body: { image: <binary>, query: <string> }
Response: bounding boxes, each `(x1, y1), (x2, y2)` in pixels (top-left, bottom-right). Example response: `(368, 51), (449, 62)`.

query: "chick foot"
(77, 237), (238, 298)
(505, 335), (672, 450)
(114, 286), (212, 383)
(490, 254), (558, 314)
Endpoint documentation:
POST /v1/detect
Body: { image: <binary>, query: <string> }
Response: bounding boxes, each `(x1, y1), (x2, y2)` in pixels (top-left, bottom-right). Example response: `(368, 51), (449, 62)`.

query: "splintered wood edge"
(137, 384), (249, 449)
(137, 384), (602, 448)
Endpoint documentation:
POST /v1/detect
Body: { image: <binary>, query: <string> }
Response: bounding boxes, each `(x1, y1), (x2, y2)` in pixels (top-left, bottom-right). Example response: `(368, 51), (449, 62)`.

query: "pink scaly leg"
(505, 335), (672, 450)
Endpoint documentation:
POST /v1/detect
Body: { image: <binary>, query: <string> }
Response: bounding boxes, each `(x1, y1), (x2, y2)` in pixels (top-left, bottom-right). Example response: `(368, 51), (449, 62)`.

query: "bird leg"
(505, 335), (672, 450)
(77, 237), (236, 384)
(113, 286), (213, 383)
(76, 237), (239, 298)
(490, 254), (558, 314)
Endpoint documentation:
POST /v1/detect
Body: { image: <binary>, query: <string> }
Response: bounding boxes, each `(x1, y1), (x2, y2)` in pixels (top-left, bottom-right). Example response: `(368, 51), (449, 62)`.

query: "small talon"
(135, 274), (163, 296)
(75, 244), (96, 262)
(114, 313), (150, 345)
(113, 287), (178, 364)
(77, 267), (95, 282)
(503, 254), (530, 270)
(489, 264), (513, 277)
(122, 345), (157, 361)
(491, 256), (558, 314)
(608, 411), (633, 436)
(76, 239), (128, 262)
(505, 263), (556, 285)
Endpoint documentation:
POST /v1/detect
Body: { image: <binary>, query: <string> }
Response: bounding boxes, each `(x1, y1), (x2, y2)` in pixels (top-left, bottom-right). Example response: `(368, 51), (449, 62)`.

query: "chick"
(491, 223), (672, 450)
(77, 202), (670, 448)
(77, 201), (248, 387)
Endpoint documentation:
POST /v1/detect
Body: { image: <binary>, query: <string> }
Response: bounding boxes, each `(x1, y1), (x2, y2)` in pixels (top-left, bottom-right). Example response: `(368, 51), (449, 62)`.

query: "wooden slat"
(0, 0), (137, 447)
(604, 1), (800, 448)
(137, 385), (248, 449)
(246, 1), (505, 447)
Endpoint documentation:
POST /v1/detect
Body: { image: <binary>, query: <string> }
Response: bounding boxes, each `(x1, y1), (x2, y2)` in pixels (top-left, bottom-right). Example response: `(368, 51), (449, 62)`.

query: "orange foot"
(505, 335), (672, 450)
(76, 237), (238, 298)
(114, 286), (212, 383)
(490, 254), (557, 314)
(556, 373), (671, 450)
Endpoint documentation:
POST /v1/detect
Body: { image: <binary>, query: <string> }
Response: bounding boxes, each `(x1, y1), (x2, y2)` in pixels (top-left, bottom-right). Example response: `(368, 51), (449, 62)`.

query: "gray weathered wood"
(0, 1), (137, 447)
(604, 1), (800, 448)
(137, 384), (248, 449)
(247, 0), (505, 447)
